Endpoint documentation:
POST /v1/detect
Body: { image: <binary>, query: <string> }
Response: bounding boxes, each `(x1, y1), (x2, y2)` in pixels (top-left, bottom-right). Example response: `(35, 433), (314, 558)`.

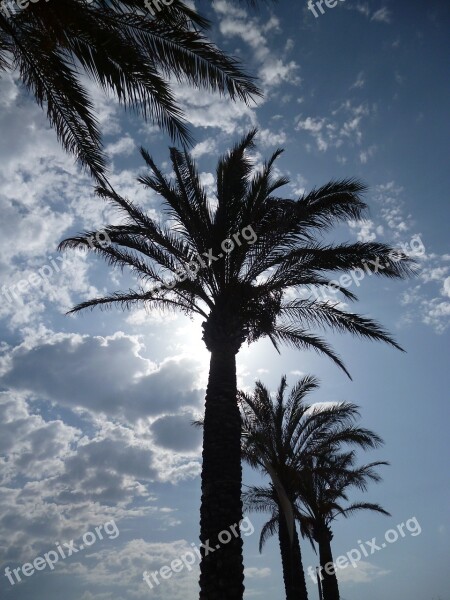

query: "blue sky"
(0, 1), (449, 599)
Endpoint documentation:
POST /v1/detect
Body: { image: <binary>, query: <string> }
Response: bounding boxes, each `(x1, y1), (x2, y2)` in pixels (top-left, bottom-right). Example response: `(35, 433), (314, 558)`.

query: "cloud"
(2, 331), (204, 422)
(295, 102), (371, 155)
(191, 138), (218, 158)
(258, 128), (287, 147)
(0, 392), (80, 485)
(359, 145), (377, 164)
(245, 567), (271, 578)
(336, 559), (390, 583)
(345, 182), (450, 334)
(0, 393), (149, 563)
(400, 255), (450, 334)
(73, 538), (200, 599)
(0, 387), (201, 567)
(213, 0), (300, 90)
(105, 135), (136, 157)
(0, 75), (127, 330)
(370, 181), (412, 239)
(151, 413), (202, 452)
(348, 219), (382, 242)
(346, 3), (392, 24)
(350, 71), (366, 89)
(371, 7), (392, 24)
(420, 298), (450, 334)
(175, 83), (257, 135)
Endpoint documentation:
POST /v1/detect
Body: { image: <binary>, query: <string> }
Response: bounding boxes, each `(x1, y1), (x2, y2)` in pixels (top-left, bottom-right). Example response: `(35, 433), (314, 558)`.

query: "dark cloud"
(151, 414), (202, 452)
(2, 333), (204, 421)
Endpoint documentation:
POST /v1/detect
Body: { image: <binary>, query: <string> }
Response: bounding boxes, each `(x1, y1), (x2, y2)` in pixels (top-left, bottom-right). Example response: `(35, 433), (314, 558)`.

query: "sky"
(0, 1), (449, 599)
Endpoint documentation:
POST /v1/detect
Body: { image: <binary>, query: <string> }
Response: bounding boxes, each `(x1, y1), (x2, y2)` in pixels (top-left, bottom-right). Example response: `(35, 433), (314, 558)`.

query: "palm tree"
(59, 130), (413, 599)
(243, 484), (307, 600)
(240, 375), (387, 600)
(0, 0), (262, 182)
(295, 450), (389, 600)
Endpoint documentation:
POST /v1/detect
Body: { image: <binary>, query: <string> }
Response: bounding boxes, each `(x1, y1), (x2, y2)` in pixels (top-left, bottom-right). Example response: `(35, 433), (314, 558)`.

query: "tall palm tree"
(240, 375), (387, 600)
(0, 0), (262, 181)
(59, 130), (413, 599)
(295, 450), (389, 600)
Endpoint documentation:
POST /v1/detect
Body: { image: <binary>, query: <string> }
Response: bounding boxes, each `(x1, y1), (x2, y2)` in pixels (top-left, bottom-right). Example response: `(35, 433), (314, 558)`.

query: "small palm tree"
(296, 450), (389, 600)
(243, 484), (308, 600)
(0, 0), (262, 181)
(59, 130), (412, 600)
(240, 376), (387, 600)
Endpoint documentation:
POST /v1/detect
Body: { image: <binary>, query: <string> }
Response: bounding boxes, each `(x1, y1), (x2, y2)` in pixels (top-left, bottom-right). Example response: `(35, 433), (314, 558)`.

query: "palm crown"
(60, 129), (414, 375)
(295, 449), (390, 540)
(0, 0), (261, 181)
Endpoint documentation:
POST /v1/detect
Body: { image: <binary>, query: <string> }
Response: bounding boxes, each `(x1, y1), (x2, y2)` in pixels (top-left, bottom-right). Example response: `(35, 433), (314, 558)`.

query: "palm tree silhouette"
(295, 450), (389, 600)
(240, 375), (387, 600)
(59, 130), (412, 599)
(0, 0), (262, 181)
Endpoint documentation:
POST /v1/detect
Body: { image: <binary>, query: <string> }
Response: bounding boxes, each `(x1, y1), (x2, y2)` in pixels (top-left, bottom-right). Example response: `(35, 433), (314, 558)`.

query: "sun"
(173, 315), (211, 369)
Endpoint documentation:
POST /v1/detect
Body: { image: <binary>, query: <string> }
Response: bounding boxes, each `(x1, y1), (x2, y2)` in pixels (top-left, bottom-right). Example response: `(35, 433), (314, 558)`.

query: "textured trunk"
(278, 514), (309, 600)
(199, 346), (244, 600)
(317, 527), (340, 600)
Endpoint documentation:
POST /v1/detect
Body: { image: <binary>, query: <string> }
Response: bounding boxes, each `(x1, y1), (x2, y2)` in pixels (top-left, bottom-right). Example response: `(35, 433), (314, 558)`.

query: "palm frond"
(3, 0), (262, 178)
(269, 325), (351, 378)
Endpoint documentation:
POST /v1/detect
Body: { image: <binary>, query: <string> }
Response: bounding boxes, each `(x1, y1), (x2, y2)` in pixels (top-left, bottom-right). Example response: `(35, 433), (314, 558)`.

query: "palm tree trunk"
(199, 346), (244, 600)
(317, 527), (340, 600)
(278, 515), (309, 600)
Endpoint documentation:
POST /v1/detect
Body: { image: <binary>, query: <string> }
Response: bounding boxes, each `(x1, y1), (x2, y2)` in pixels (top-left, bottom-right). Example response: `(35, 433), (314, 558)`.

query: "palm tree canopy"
(240, 375), (389, 550)
(240, 376), (385, 474)
(295, 450), (390, 536)
(0, 0), (262, 181)
(59, 129), (415, 373)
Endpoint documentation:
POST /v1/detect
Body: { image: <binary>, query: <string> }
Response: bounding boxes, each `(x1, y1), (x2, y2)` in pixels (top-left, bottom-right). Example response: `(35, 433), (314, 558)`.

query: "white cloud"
(400, 254), (450, 334)
(191, 138), (218, 158)
(359, 145), (377, 164)
(336, 559), (390, 583)
(421, 298), (450, 334)
(350, 71), (366, 89)
(76, 538), (200, 599)
(213, 0), (300, 90)
(295, 102), (371, 155)
(245, 567), (271, 578)
(296, 116), (325, 133)
(175, 84), (257, 135)
(348, 219), (378, 242)
(442, 277), (450, 298)
(371, 7), (392, 24)
(105, 135), (136, 157)
(258, 128), (287, 147)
